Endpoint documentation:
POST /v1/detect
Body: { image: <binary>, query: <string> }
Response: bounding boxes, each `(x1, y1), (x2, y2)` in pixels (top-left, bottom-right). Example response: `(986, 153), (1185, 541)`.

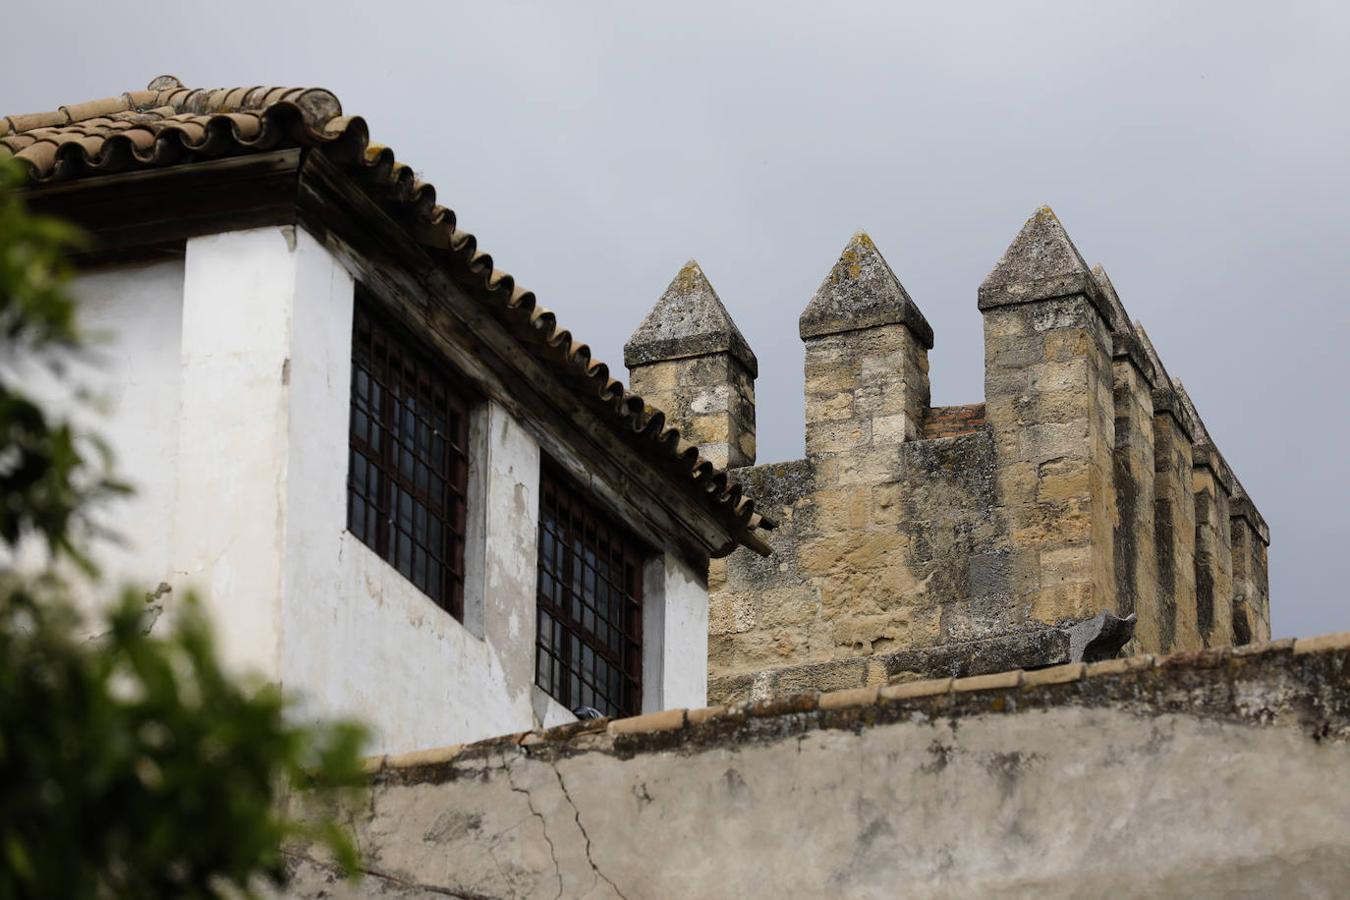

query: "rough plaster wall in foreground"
(283, 643), (1350, 899)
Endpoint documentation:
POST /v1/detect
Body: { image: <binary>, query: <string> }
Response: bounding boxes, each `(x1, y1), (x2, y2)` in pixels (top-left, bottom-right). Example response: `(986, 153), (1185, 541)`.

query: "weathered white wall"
(169, 225), (544, 750)
(174, 227), (306, 677)
(1, 259), (185, 616)
(37, 224), (712, 755)
(69, 261), (186, 593)
(644, 554), (710, 711)
(281, 356), (546, 751)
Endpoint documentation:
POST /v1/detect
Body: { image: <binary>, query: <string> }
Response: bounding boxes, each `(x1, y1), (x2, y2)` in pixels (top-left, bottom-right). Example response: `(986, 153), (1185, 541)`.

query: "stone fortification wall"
(624, 210), (1271, 702)
(281, 634), (1350, 899)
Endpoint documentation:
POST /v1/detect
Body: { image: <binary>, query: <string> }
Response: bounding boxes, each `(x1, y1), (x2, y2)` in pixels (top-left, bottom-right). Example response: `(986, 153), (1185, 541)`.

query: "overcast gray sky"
(7, 1), (1347, 639)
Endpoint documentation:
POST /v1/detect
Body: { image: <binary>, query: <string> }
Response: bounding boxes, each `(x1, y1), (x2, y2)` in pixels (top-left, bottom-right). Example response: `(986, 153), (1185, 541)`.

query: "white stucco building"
(5, 78), (771, 754)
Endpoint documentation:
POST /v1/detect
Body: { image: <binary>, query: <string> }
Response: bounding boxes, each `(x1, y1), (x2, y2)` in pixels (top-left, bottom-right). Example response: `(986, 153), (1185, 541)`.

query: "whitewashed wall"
(68, 261), (185, 595)
(57, 224), (710, 754)
(0, 259), (185, 620)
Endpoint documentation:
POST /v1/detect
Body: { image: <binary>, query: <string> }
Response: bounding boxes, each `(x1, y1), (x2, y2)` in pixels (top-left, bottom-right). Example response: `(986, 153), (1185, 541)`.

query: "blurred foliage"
(0, 155), (368, 898)
(0, 157), (126, 570)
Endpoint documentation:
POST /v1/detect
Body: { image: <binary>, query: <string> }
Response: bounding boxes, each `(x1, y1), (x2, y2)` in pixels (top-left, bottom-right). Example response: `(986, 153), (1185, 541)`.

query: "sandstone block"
(810, 391), (855, 422)
(800, 531), (909, 579)
(806, 418), (871, 455)
(815, 487), (871, 532)
(1031, 580), (1095, 624)
(871, 482), (905, 527)
(872, 412), (917, 444)
(708, 591), (756, 636)
(690, 384), (731, 414)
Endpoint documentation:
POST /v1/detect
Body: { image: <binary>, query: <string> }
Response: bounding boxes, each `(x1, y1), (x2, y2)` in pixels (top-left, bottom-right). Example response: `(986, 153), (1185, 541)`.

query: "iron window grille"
(535, 465), (646, 718)
(347, 297), (471, 619)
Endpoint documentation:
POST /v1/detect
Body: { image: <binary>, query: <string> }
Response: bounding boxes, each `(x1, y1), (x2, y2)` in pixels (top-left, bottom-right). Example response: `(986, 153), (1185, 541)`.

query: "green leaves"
(0, 588), (368, 898)
(0, 158), (81, 349)
(0, 156), (369, 898)
(0, 157), (127, 571)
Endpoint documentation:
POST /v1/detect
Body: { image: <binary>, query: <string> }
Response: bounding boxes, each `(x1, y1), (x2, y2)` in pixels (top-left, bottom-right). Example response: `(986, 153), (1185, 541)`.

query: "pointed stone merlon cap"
(624, 260), (758, 377)
(1229, 483), (1271, 544)
(1134, 322), (1198, 443)
(1091, 264), (1157, 388)
(978, 206), (1112, 325)
(1173, 381), (1236, 495)
(798, 231), (934, 349)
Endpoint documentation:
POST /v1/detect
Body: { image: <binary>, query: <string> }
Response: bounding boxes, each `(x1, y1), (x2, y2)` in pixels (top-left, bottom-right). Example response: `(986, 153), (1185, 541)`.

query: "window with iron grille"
(535, 466), (647, 718)
(347, 297), (471, 619)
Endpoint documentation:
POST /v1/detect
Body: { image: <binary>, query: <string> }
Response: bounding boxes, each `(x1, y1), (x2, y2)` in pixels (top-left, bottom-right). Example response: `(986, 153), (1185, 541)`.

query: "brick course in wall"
(921, 403), (987, 439)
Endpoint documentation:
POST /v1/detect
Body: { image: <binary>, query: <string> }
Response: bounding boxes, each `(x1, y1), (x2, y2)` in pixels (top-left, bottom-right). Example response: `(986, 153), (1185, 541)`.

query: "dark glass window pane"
(346, 295), (471, 619)
(534, 464), (646, 718)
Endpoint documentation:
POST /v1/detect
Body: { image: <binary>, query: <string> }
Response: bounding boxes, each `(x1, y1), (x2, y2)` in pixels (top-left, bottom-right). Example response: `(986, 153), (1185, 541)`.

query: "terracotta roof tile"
(1, 77), (772, 554)
(16, 141), (58, 171)
(4, 110), (69, 132)
(61, 96), (130, 123)
(123, 90), (160, 107)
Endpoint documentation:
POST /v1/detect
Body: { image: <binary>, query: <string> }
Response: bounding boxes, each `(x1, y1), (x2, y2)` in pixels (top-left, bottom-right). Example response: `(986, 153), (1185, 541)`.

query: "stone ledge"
(709, 627), (1074, 706)
(1111, 331), (1159, 389)
(1294, 631), (1350, 655)
(372, 632), (1345, 779)
(1230, 494), (1272, 545)
(1193, 443), (1237, 496)
(1150, 386), (1200, 443)
(607, 708), (687, 735)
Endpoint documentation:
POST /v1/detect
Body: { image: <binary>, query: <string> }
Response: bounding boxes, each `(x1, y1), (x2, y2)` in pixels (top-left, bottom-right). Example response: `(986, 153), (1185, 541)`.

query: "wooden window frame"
(347, 293), (472, 619)
(535, 463), (647, 718)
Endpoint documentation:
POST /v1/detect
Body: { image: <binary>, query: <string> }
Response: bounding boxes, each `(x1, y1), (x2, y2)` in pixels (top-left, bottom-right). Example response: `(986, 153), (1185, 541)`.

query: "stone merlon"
(625, 260), (759, 470)
(624, 260), (758, 376)
(799, 230), (934, 348)
(978, 205), (1113, 325)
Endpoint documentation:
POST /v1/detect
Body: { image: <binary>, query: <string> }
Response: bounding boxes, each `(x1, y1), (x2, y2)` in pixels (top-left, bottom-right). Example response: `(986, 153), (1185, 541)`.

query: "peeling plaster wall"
(283, 643), (1350, 899)
(281, 381), (545, 752)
